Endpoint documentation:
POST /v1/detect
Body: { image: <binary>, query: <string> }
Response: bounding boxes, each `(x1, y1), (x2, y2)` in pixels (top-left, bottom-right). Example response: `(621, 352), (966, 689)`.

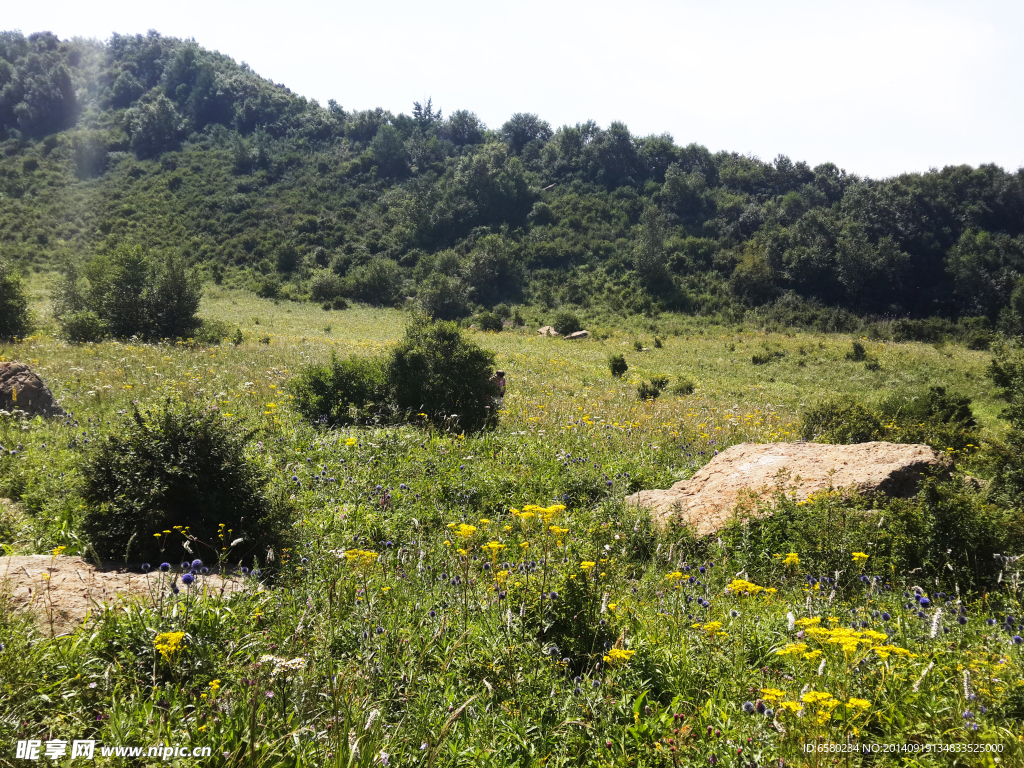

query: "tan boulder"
(626, 441), (950, 535)
(0, 362), (65, 417)
(564, 330), (590, 340)
(537, 326), (561, 337)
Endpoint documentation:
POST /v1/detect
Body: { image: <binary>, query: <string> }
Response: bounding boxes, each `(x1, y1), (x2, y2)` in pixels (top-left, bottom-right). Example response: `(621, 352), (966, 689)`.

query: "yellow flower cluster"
(692, 621), (728, 639)
(511, 504), (566, 523)
(344, 549), (379, 569)
(782, 552), (800, 567)
(779, 617), (916, 660)
(154, 631), (186, 662)
(725, 578), (777, 597)
(580, 561), (596, 571)
(603, 648), (636, 666)
(852, 551), (869, 563)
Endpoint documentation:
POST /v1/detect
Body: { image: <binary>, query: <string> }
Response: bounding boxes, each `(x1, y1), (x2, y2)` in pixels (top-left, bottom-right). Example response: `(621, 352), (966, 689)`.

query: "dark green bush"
(723, 478), (1022, 590)
(309, 269), (345, 303)
(80, 399), (292, 564)
(0, 259), (31, 339)
(346, 258), (404, 306)
(670, 378), (695, 396)
(289, 353), (388, 426)
(552, 310), (582, 336)
(58, 310), (106, 343)
(751, 349), (784, 365)
(637, 375), (669, 401)
(476, 312), (504, 332)
(608, 353), (628, 378)
(799, 397), (882, 443)
(386, 316), (497, 432)
(845, 340), (867, 361)
(986, 347), (1024, 508)
(418, 273), (470, 320)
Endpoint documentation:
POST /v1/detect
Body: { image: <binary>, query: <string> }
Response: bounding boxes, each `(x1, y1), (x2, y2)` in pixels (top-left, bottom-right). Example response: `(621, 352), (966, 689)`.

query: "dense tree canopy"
(1, 29), (1023, 329)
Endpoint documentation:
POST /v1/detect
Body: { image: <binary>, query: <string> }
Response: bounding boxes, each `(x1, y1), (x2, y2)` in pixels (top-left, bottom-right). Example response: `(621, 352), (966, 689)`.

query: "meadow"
(1, 289), (1022, 767)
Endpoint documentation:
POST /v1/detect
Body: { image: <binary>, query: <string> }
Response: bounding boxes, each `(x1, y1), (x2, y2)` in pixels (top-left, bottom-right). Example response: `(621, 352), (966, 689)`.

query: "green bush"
(986, 347), (1024, 508)
(608, 353), (628, 378)
(724, 478), (1022, 590)
(346, 258), (404, 306)
(289, 353), (388, 426)
(309, 269), (345, 303)
(670, 378), (695, 396)
(192, 318), (231, 345)
(418, 272), (470, 320)
(799, 397), (882, 443)
(552, 310), (582, 336)
(58, 310), (106, 343)
(845, 340), (867, 361)
(80, 399), (292, 564)
(476, 312), (504, 332)
(637, 375), (669, 401)
(386, 316), (497, 432)
(0, 259), (31, 339)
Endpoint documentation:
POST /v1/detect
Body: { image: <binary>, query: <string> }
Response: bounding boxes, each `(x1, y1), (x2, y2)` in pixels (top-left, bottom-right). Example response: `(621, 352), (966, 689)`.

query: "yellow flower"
(154, 632), (186, 662)
(782, 552), (800, 567)
(580, 561), (596, 571)
(760, 688), (785, 702)
(851, 552), (869, 563)
(51, 545), (67, 557)
(602, 648), (636, 666)
(456, 524), (477, 539)
(846, 697), (871, 711)
(725, 578), (777, 597)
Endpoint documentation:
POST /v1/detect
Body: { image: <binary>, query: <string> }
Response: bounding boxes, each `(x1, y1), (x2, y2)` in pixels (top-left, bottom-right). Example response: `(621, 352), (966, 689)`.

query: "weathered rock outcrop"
(537, 326), (560, 337)
(0, 362), (65, 417)
(626, 441), (950, 535)
(564, 330), (590, 340)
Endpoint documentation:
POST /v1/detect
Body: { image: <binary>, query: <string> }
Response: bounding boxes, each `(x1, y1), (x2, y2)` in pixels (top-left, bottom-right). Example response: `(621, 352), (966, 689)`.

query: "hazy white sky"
(6, 0), (1022, 179)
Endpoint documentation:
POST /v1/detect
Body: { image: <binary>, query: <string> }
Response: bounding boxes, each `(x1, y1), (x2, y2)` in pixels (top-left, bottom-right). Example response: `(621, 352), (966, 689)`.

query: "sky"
(6, 0), (1023, 179)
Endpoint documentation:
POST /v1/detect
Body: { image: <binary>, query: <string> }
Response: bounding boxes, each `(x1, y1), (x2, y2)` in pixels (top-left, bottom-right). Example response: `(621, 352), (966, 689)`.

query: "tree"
(634, 206), (671, 295)
(465, 234), (525, 305)
(412, 97), (441, 131)
(370, 124), (408, 177)
(418, 272), (470, 320)
(443, 110), (485, 146)
(499, 113), (552, 155)
(346, 258), (404, 306)
(149, 252), (202, 338)
(0, 258), (31, 339)
(129, 94), (183, 158)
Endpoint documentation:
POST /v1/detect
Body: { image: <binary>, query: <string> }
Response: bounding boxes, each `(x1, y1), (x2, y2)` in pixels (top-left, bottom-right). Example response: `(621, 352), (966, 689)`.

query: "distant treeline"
(2, 30), (1023, 331)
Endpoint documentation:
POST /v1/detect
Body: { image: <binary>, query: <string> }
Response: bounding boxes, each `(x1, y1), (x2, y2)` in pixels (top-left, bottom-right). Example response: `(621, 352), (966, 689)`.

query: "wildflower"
(580, 561), (596, 571)
(191, 559), (204, 569)
(159, 563), (171, 572)
(846, 698), (870, 711)
(851, 552), (869, 563)
(742, 701), (755, 714)
(603, 648), (636, 666)
(141, 563), (151, 572)
(456, 524), (477, 539)
(154, 632), (186, 662)
(181, 573), (195, 586)
(782, 552), (800, 567)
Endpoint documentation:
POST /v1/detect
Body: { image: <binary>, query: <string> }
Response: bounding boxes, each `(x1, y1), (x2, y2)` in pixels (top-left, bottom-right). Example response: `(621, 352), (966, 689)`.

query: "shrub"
(877, 386), (978, 452)
(310, 269), (345, 303)
(845, 340), (867, 361)
(637, 375), (669, 401)
(986, 347), (1024, 508)
(608, 353), (628, 378)
(0, 258), (31, 339)
(551, 310), (582, 336)
(418, 272), (470, 320)
(346, 258), (404, 306)
(386, 316), (497, 432)
(476, 312), (504, 332)
(670, 378), (695, 396)
(230, 328), (244, 346)
(289, 354), (388, 426)
(58, 310), (106, 343)
(192, 319), (231, 345)
(751, 349), (784, 365)
(80, 399), (292, 564)
(255, 275), (281, 299)
(800, 397), (882, 443)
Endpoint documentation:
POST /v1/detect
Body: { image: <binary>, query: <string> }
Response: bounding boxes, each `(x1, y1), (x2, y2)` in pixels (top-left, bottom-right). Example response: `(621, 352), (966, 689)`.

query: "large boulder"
(626, 441), (950, 535)
(564, 330), (590, 340)
(0, 362), (65, 417)
(537, 326), (561, 337)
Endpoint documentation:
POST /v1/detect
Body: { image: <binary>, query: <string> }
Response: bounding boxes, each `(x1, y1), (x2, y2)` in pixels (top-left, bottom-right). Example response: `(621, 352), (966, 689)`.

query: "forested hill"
(3, 29), (1024, 328)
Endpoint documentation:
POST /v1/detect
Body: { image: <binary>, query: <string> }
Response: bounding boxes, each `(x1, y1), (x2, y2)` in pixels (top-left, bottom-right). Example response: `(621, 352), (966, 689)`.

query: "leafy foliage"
(0, 257), (31, 339)
(288, 354), (388, 426)
(80, 398), (292, 563)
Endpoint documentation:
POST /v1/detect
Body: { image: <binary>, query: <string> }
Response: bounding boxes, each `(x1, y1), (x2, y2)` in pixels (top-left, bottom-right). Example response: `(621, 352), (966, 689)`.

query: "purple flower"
(141, 563), (151, 572)
(159, 563), (171, 572)
(181, 573), (195, 586)
(191, 559), (203, 569)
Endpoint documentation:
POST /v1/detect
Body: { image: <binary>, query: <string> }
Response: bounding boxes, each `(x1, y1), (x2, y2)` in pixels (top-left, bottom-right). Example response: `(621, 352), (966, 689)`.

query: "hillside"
(2, 29), (1024, 329)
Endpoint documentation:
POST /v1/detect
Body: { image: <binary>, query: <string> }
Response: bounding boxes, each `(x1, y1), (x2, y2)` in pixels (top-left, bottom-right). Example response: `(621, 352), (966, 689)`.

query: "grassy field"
(1, 289), (1022, 767)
